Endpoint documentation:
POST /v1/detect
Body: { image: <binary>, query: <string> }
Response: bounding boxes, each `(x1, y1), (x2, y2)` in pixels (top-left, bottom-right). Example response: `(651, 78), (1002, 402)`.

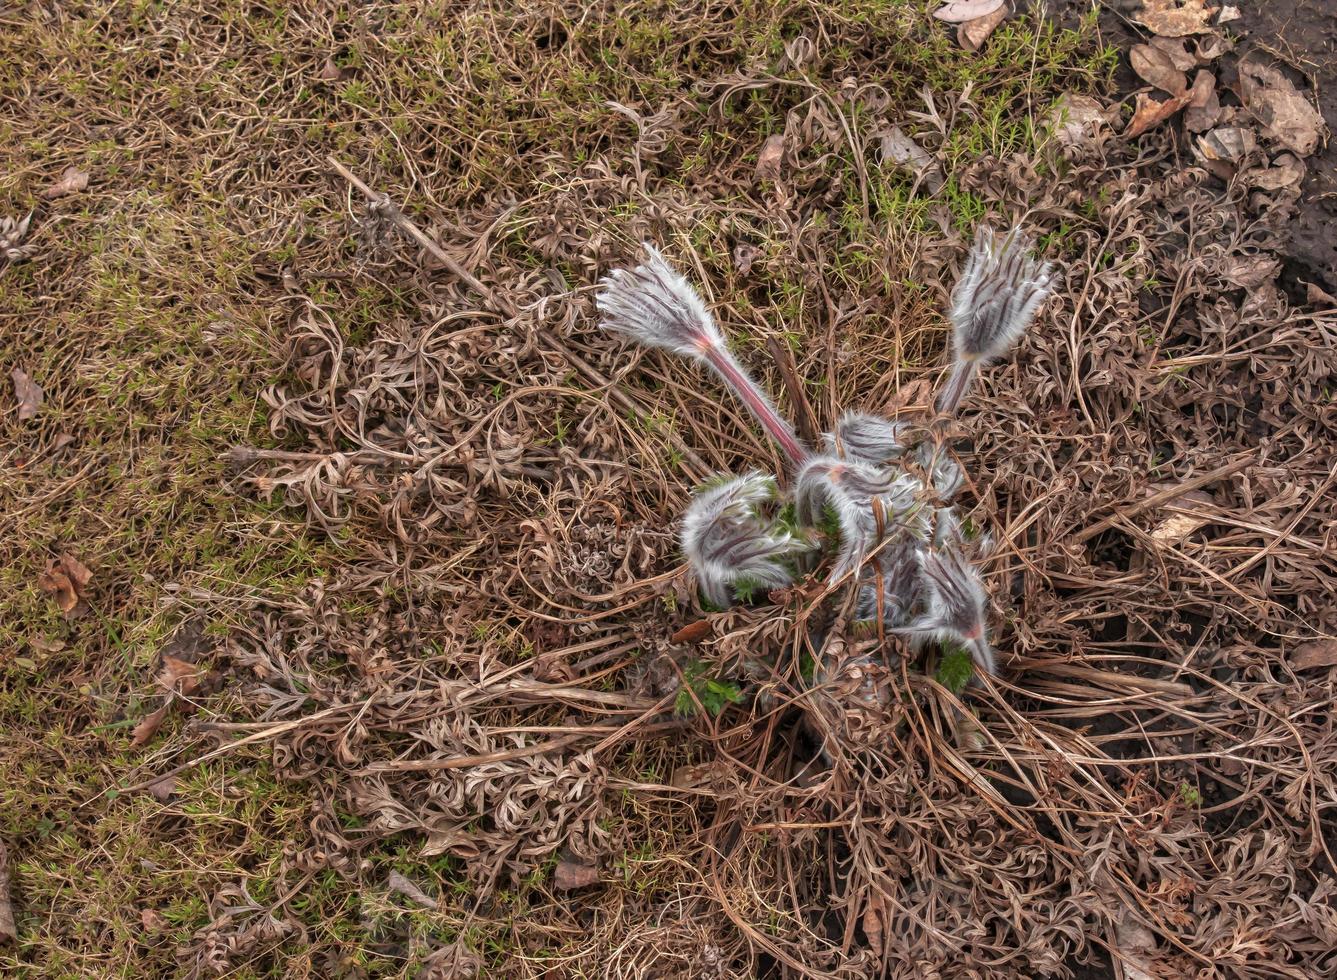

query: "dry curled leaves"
(1133, 0), (1219, 37)
(1238, 59), (1326, 157)
(40, 165), (89, 199)
(878, 126), (943, 191)
(10, 368), (42, 421)
(932, 0), (1003, 24)
(36, 554), (92, 618)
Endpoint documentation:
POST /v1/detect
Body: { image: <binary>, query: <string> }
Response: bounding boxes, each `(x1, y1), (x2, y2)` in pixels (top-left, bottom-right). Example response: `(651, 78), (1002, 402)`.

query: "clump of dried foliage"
(4, 1), (1336, 977)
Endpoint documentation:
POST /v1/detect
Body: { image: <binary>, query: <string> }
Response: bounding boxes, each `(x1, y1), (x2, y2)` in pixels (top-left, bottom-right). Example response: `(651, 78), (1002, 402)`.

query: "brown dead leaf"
(1217, 4), (1240, 22)
(862, 891), (886, 953)
(318, 56), (344, 81)
(1238, 59), (1326, 156)
(1130, 45), (1188, 95)
(1125, 91), (1192, 138)
(957, 4), (1006, 52)
(1195, 125), (1256, 164)
(732, 242), (758, 275)
(140, 909), (168, 933)
(145, 775), (178, 802)
(1305, 281), (1337, 307)
(158, 654), (203, 697)
(10, 368), (42, 421)
(933, 0), (1003, 22)
(1133, 0), (1218, 37)
(1248, 153), (1305, 192)
(131, 701), (171, 747)
(36, 555), (93, 618)
(878, 126), (943, 191)
(0, 841), (15, 945)
(1148, 491), (1215, 544)
(1290, 639), (1337, 671)
(553, 857), (600, 891)
(671, 619), (714, 644)
(755, 134), (785, 181)
(1183, 71), (1222, 132)
(1148, 36), (1196, 71)
(1194, 33), (1232, 62)
(41, 165), (89, 199)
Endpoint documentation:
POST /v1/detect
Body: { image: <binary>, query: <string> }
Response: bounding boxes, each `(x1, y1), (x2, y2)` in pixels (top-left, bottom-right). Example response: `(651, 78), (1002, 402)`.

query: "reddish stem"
(704, 347), (808, 466)
(935, 360), (977, 416)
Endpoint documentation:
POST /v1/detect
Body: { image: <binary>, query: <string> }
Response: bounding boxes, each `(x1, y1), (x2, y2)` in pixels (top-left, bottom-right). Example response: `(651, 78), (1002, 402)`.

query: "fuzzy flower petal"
(681, 472), (810, 607)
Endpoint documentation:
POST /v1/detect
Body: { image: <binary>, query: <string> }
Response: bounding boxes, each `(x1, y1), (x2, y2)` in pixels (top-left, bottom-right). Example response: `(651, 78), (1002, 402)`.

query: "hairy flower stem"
(935, 360), (977, 416)
(704, 346), (808, 465)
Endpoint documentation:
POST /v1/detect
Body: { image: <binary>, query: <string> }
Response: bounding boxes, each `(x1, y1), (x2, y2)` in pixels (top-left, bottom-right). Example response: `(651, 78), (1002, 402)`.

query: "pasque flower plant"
(597, 226), (1055, 682)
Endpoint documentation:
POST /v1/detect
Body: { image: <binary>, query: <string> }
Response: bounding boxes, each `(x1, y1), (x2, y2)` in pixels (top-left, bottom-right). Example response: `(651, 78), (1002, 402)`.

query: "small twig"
(1073, 455), (1258, 544)
(107, 701), (367, 800)
(224, 445), (552, 480)
(766, 336), (821, 450)
(325, 156), (709, 481)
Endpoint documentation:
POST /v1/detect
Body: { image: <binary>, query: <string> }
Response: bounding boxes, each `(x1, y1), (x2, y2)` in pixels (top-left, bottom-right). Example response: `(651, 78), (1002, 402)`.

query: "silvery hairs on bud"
(903, 547), (995, 675)
(794, 456), (923, 585)
(824, 411), (912, 466)
(938, 224), (1057, 415)
(597, 244), (807, 464)
(680, 472), (808, 608)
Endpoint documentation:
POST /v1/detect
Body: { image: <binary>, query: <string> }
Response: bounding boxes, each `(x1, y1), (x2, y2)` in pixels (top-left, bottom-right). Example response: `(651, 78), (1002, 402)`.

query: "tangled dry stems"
(4, 1), (1336, 977)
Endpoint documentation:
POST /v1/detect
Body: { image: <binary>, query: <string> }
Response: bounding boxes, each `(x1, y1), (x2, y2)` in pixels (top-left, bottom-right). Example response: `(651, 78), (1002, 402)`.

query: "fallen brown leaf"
(1195, 125), (1256, 166)
(932, 0), (1003, 23)
(1133, 0), (1218, 37)
(957, 4), (1006, 52)
(1290, 639), (1337, 671)
(318, 56), (344, 81)
(1217, 4), (1240, 22)
(131, 702), (172, 747)
(0, 840), (14, 945)
(1148, 36), (1196, 71)
(1125, 91), (1192, 138)
(140, 909), (168, 932)
(671, 619), (714, 644)
(1148, 491), (1216, 544)
(1049, 93), (1115, 146)
(158, 654), (203, 697)
(1183, 70), (1222, 132)
(145, 775), (178, 802)
(862, 891), (886, 954)
(1130, 44), (1188, 95)
(1194, 34), (1232, 62)
(387, 871), (438, 909)
(1219, 254), (1280, 289)
(755, 134), (785, 181)
(41, 165), (89, 199)
(10, 368), (42, 421)
(1238, 59), (1326, 157)
(553, 857), (600, 891)
(878, 126), (943, 191)
(36, 555), (93, 618)
(732, 242), (758, 275)
(1248, 153), (1305, 192)
(1305, 281), (1337, 307)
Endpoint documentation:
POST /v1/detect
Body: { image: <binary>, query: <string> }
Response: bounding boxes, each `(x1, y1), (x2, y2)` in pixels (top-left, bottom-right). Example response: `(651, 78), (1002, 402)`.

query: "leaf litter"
(8, 1), (1337, 976)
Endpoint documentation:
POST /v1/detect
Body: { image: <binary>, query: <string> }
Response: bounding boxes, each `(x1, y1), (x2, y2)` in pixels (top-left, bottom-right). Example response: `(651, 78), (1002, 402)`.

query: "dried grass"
(3, 1), (1336, 977)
